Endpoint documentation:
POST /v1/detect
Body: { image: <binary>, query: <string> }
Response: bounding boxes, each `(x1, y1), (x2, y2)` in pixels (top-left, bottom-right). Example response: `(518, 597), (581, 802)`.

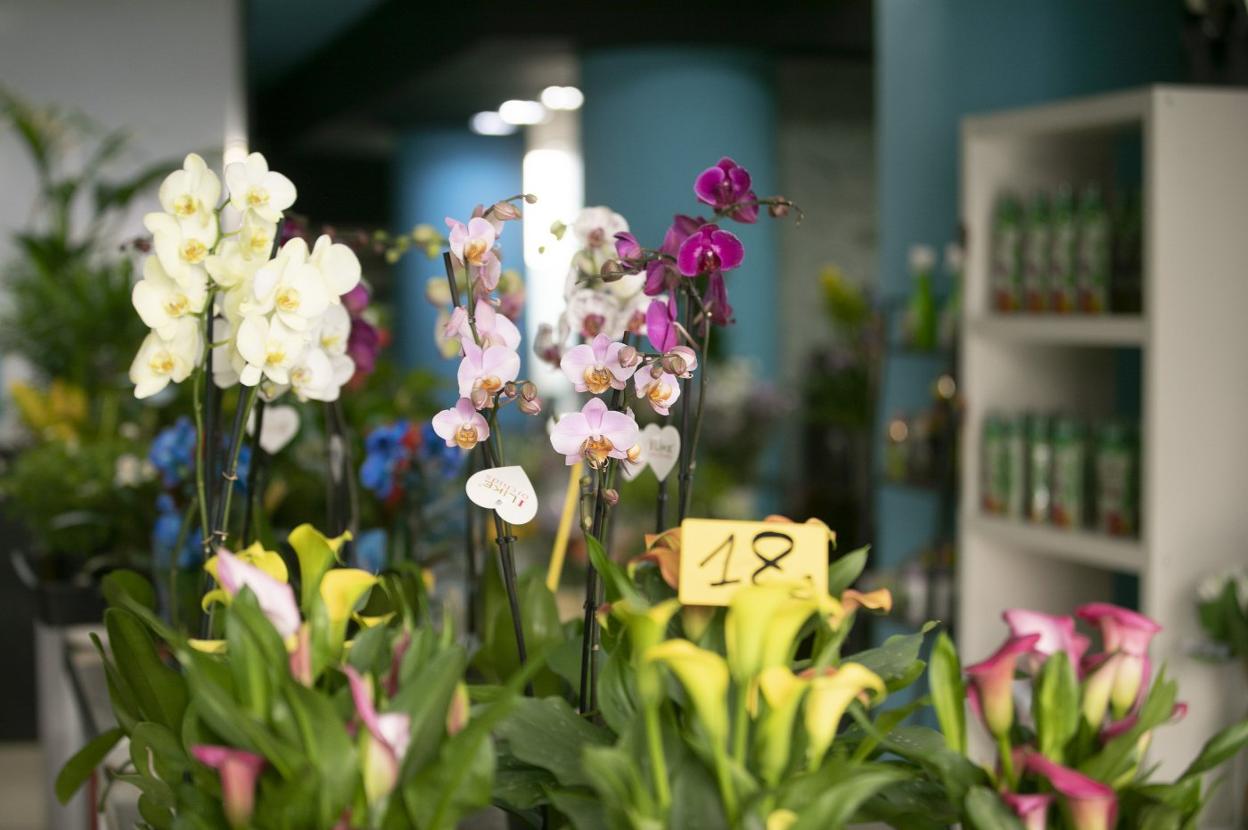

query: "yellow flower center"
(320, 333), (342, 350)
(180, 239), (208, 264)
(276, 287), (301, 312)
(245, 228), (272, 256)
(246, 186), (270, 208)
(647, 381), (674, 405)
(477, 375), (503, 394)
(463, 238), (489, 265)
(163, 293), (190, 317)
(290, 367), (310, 386)
(172, 194), (198, 217)
(148, 350), (175, 376)
(581, 435), (614, 468)
(265, 347), (286, 366)
(626, 444), (642, 463)
(583, 365), (612, 394)
(454, 424), (479, 449)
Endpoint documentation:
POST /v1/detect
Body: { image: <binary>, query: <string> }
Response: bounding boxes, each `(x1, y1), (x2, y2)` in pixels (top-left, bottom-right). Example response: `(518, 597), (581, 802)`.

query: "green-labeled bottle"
(1094, 420), (1138, 537)
(1051, 417), (1088, 529)
(1050, 184), (1078, 313)
(1027, 413), (1053, 524)
(1023, 192), (1052, 312)
(1076, 184), (1111, 314)
(990, 195), (1023, 312)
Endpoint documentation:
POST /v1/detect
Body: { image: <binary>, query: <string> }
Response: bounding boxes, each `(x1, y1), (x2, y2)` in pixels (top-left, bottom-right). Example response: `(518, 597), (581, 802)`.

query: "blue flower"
(152, 496), (204, 569)
(353, 528), (388, 574)
(150, 417), (196, 487)
(417, 422), (467, 480)
(361, 420), (413, 500)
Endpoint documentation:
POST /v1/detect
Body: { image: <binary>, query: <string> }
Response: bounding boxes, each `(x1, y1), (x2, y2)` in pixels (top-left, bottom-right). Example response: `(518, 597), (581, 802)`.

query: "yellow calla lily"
(756, 666), (810, 784)
(766, 809), (798, 830)
(189, 638), (227, 654)
(289, 523), (350, 611)
(201, 588), (230, 612)
(804, 662), (886, 769)
(646, 639), (731, 748)
(354, 612), (395, 629)
(320, 569), (378, 624)
(725, 582), (819, 682)
(612, 598), (681, 702)
(205, 541), (288, 584)
(681, 605), (716, 643)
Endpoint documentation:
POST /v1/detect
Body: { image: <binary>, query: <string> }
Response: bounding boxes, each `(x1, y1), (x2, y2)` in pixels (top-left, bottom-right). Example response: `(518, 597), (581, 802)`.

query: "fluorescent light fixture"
(540, 85), (583, 111)
(469, 111), (517, 136)
(498, 99), (547, 125)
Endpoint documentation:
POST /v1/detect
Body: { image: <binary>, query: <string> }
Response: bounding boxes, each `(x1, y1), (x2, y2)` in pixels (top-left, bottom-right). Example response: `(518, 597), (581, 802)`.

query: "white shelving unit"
(958, 86), (1248, 820)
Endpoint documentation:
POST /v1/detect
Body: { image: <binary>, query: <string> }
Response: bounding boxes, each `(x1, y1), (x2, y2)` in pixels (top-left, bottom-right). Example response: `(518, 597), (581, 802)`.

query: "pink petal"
(466, 217), (496, 248)
(550, 412), (590, 457)
(580, 397), (608, 431)
(676, 232), (705, 276)
(214, 550), (301, 638)
(560, 343), (597, 386)
(432, 407), (460, 445)
(711, 228), (745, 271)
(694, 165), (727, 207)
(646, 298), (677, 352)
(598, 410), (640, 454)
(481, 345), (520, 382)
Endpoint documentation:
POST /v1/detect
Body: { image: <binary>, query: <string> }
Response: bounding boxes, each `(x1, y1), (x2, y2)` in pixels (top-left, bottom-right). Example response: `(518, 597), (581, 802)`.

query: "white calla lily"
(130, 319), (202, 398)
(224, 152), (296, 223)
(158, 153), (220, 223)
(309, 234), (362, 299)
(145, 212), (218, 290)
(235, 314), (308, 387)
(132, 255), (207, 340)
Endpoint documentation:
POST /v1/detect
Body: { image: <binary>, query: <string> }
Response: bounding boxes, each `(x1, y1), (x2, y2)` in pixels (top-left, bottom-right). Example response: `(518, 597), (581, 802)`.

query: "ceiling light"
(540, 85), (584, 111)
(469, 111), (517, 136)
(498, 99), (547, 125)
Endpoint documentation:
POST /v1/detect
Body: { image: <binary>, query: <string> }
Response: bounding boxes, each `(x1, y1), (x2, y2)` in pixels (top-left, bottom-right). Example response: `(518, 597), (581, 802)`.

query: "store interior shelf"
(964, 513), (1145, 573)
(967, 314), (1147, 347)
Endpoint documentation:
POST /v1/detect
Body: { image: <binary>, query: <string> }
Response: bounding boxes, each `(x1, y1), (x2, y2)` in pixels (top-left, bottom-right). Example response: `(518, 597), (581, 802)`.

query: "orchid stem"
(211, 385), (258, 552)
(241, 398), (265, 544)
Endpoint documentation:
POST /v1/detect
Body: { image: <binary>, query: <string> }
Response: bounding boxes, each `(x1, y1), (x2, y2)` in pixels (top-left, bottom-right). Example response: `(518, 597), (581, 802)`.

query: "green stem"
(192, 369), (210, 555)
(644, 703), (671, 812)
(731, 684), (750, 764)
(713, 750), (739, 824)
(212, 386), (258, 550)
(997, 732), (1017, 790)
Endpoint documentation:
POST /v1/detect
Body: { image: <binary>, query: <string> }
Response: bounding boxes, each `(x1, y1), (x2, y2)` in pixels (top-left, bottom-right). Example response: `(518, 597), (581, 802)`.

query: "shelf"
(967, 314), (1147, 347)
(964, 513), (1145, 573)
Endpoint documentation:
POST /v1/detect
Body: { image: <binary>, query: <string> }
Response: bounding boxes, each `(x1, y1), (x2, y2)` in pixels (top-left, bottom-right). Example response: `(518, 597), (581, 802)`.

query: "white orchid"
(130, 319), (202, 399)
(237, 212), (277, 261)
(205, 238), (264, 290)
(309, 234), (362, 299)
(211, 317), (244, 389)
(252, 239), (331, 331)
(224, 152), (296, 223)
(145, 212), (218, 290)
(235, 315), (308, 387)
(290, 348), (355, 402)
(158, 153), (220, 224)
(312, 303), (352, 357)
(132, 255), (207, 340)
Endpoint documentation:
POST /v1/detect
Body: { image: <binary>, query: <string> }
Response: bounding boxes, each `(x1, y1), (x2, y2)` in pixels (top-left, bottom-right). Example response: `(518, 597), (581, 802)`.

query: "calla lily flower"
(191, 745), (265, 829)
(756, 666), (809, 784)
(803, 663), (886, 769)
(1002, 792), (1053, 830)
(432, 397), (490, 450)
(629, 528), (681, 589)
(446, 682), (471, 737)
(211, 549), (301, 639)
(321, 568), (379, 626)
(561, 333), (637, 394)
(612, 598), (680, 701)
(1077, 603), (1160, 718)
(646, 639), (731, 748)
(1025, 751), (1119, 830)
(345, 666), (412, 805)
(203, 542), (289, 611)
(676, 224), (745, 277)
(766, 809), (798, 830)
(456, 342), (520, 401)
(965, 633), (1041, 739)
(225, 151), (296, 223)
(725, 583), (819, 682)
(289, 624), (312, 686)
(1003, 609), (1090, 672)
(549, 397), (641, 469)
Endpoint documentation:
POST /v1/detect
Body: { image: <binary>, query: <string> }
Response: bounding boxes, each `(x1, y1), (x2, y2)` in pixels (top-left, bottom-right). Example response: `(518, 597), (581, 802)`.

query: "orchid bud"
(502, 381), (518, 399)
(492, 201), (521, 221)
(618, 345), (639, 368)
(523, 193), (538, 204)
(518, 395), (542, 416)
(626, 444), (642, 463)
(600, 260), (624, 281)
(769, 201), (791, 219)
(470, 387), (490, 410)
(662, 352), (687, 376)
(650, 363), (664, 380)
(520, 381), (538, 401)
(582, 314), (605, 338)
(602, 488), (619, 506)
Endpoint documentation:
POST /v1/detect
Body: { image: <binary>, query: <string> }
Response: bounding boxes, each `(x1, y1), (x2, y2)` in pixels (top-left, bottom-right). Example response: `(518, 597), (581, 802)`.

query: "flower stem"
(713, 750), (739, 825)
(192, 365), (210, 555)
(678, 284), (713, 520)
(644, 702), (671, 812)
(241, 398), (266, 544)
(996, 732), (1017, 790)
(211, 385), (258, 551)
(731, 684), (750, 764)
(676, 294), (694, 521)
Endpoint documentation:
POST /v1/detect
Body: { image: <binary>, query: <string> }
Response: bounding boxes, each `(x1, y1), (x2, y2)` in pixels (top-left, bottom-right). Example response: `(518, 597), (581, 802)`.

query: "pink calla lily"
(1002, 792), (1053, 830)
(213, 549), (301, 639)
(1025, 751), (1118, 830)
(1077, 603), (1160, 718)
(192, 745), (265, 829)
(965, 633), (1040, 738)
(1003, 609), (1090, 672)
(345, 665), (412, 805)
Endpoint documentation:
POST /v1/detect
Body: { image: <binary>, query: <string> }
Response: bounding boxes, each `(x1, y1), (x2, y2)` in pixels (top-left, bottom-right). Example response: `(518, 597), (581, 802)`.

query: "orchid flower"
(1025, 751), (1119, 830)
(191, 746), (265, 829)
(288, 347), (345, 402)
(614, 231), (643, 264)
(431, 398), (490, 450)
(634, 369), (681, 415)
(964, 633), (1041, 739)
(1077, 603), (1160, 719)
(447, 216), (496, 267)
(704, 272), (735, 326)
(144, 211), (218, 289)
(676, 223), (745, 277)
(206, 238), (265, 290)
(444, 299), (521, 351)
(308, 234), (363, 299)
(237, 211), (277, 261)
(225, 151), (297, 223)
(210, 548), (301, 638)
(251, 239), (332, 331)
(560, 333), (637, 394)
(646, 295), (679, 353)
(159, 152), (221, 225)
(130, 321), (202, 399)
(235, 314), (308, 387)
(549, 396), (640, 468)
(456, 342), (520, 402)
(644, 214), (705, 296)
(313, 303), (353, 357)
(646, 639), (731, 748)
(1002, 793), (1053, 830)
(345, 666), (412, 805)
(694, 157), (759, 223)
(803, 663), (886, 769)
(1003, 609), (1090, 672)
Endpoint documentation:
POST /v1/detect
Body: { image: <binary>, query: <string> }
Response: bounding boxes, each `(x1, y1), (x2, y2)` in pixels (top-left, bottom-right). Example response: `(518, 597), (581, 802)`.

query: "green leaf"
(597, 649), (638, 737)
(91, 632), (140, 733)
(876, 726), (988, 805)
(669, 755), (727, 830)
(928, 632), (966, 754)
(130, 721), (189, 785)
(105, 607), (187, 732)
(1033, 651), (1079, 762)
(547, 788), (608, 830)
(224, 590), (286, 720)
(495, 697), (614, 788)
(491, 757), (557, 812)
(280, 681), (358, 823)
(1135, 803), (1185, 830)
(581, 744), (653, 818)
(391, 646), (468, 771)
(963, 786), (1025, 830)
(587, 534), (638, 605)
(102, 570), (156, 612)
(828, 545), (870, 595)
(137, 791), (175, 830)
(55, 727), (122, 804)
(791, 764), (912, 830)
(853, 625), (933, 685)
(1181, 716), (1248, 779)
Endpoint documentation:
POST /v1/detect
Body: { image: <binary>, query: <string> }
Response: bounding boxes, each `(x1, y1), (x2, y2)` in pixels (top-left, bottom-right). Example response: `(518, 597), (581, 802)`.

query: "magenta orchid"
(1025, 751), (1119, 830)
(560, 333), (637, 394)
(643, 214), (705, 296)
(445, 298), (521, 351)
(456, 341), (520, 403)
(345, 665), (412, 805)
(431, 398), (490, 450)
(212, 548), (301, 638)
(614, 231), (643, 263)
(191, 746), (266, 829)
(704, 272), (735, 326)
(645, 295), (679, 353)
(1002, 792), (1053, 830)
(694, 156), (759, 223)
(1003, 608), (1091, 671)
(549, 397), (640, 468)
(676, 223), (745, 277)
(634, 369), (681, 416)
(965, 633), (1040, 739)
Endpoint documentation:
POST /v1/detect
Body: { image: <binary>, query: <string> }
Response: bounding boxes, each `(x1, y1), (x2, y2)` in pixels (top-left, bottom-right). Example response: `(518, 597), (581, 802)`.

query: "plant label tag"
(466, 466), (538, 525)
(678, 518), (829, 606)
(620, 455), (647, 481)
(249, 404), (300, 455)
(642, 423), (681, 482)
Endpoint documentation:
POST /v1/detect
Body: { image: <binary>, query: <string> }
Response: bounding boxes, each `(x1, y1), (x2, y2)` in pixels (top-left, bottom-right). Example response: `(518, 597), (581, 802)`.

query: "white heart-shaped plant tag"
(620, 451), (647, 481)
(248, 405), (300, 455)
(465, 465), (539, 525)
(642, 424), (681, 482)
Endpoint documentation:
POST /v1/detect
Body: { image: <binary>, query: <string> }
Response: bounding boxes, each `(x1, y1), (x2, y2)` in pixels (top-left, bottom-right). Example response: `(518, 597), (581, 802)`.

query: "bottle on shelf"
(1094, 419), (1138, 537)
(1050, 183), (1078, 313)
(990, 194), (1024, 312)
(1026, 413), (1054, 523)
(1076, 183), (1112, 314)
(1023, 191), (1052, 312)
(1050, 416), (1089, 529)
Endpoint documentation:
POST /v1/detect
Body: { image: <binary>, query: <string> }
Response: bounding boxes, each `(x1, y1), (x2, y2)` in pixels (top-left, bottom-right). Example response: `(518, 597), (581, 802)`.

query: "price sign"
(678, 518), (829, 606)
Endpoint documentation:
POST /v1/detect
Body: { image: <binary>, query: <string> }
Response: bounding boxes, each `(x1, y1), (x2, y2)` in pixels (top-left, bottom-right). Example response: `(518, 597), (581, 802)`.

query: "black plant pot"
(11, 550), (105, 626)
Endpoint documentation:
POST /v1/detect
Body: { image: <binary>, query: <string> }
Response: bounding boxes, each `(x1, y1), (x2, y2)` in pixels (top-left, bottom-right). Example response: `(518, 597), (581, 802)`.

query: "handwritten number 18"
(698, 530), (796, 586)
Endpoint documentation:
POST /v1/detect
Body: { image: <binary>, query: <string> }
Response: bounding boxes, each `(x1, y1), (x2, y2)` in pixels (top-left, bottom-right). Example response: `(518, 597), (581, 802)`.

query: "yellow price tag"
(678, 518), (829, 606)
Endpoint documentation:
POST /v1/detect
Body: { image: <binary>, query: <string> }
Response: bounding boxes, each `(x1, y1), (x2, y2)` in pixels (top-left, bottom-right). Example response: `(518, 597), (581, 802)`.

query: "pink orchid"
(431, 398), (490, 450)
(213, 549), (301, 639)
(965, 633), (1040, 738)
(1002, 793), (1053, 830)
(456, 342), (520, 401)
(634, 370), (681, 416)
(1003, 609), (1091, 672)
(676, 224), (745, 277)
(704, 271), (735, 326)
(694, 157), (759, 223)
(560, 333), (636, 394)
(643, 215), (704, 296)
(614, 232), (643, 263)
(444, 299), (521, 351)
(667, 345), (699, 378)
(345, 665), (412, 805)
(446, 216), (496, 267)
(646, 295), (679, 353)
(1025, 751), (1118, 830)
(191, 745), (265, 829)
(550, 397), (640, 468)
(475, 251), (502, 292)
(1077, 603), (1160, 718)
